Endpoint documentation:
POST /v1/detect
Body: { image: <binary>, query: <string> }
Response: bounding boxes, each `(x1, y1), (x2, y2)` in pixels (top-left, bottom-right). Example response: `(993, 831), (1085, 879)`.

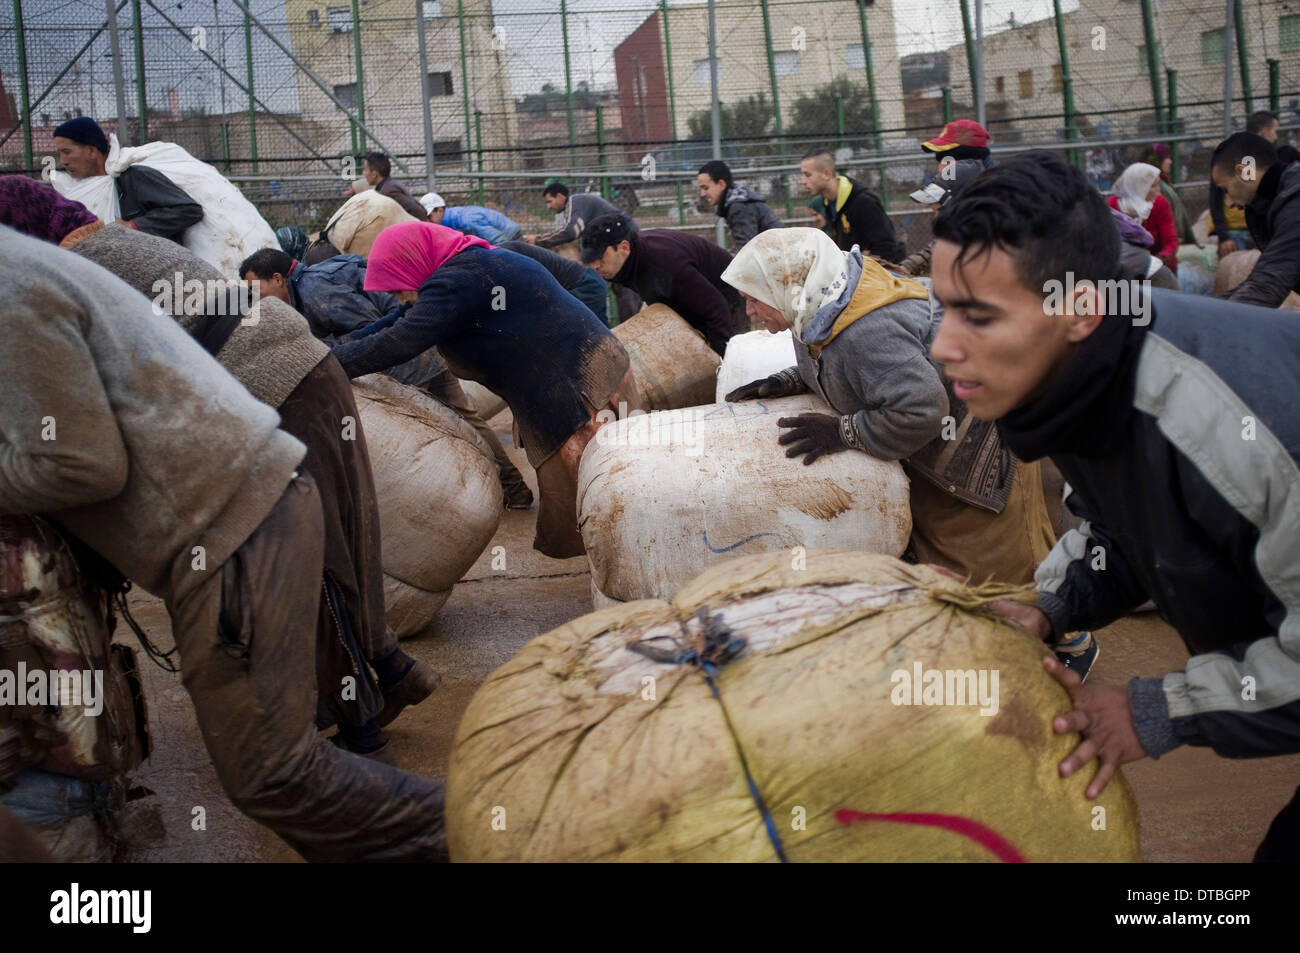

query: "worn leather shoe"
(378, 658), (442, 727)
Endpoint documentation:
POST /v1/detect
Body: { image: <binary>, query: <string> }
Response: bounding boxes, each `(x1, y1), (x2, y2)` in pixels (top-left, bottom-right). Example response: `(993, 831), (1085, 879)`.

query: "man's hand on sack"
(777, 413), (848, 465)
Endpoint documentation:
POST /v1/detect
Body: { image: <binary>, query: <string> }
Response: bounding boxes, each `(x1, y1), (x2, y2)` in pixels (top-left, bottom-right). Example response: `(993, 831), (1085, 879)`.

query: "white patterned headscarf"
(1112, 163), (1162, 224)
(721, 227), (857, 341)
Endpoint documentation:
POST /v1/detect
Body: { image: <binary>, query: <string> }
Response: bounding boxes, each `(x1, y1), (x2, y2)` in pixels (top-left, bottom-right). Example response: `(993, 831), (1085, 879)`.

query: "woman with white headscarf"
(721, 227), (1058, 595)
(1107, 162), (1179, 271)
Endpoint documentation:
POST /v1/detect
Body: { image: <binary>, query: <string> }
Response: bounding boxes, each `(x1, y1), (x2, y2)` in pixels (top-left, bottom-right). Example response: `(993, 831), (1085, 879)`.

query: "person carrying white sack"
(52, 117), (201, 244)
(719, 227), (1095, 680)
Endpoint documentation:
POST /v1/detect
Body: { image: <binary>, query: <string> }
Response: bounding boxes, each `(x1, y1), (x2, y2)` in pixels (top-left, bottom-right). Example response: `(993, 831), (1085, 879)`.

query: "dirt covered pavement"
(117, 418), (1300, 863)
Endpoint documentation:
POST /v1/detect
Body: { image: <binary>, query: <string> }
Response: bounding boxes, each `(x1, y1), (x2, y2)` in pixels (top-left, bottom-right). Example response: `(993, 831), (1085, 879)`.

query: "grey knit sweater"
(71, 224), (329, 408)
(0, 227), (305, 600)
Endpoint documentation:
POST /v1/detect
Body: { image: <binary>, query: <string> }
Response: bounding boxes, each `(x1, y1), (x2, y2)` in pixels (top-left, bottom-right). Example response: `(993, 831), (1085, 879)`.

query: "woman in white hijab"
(721, 226), (1058, 593)
(1107, 162), (1179, 271)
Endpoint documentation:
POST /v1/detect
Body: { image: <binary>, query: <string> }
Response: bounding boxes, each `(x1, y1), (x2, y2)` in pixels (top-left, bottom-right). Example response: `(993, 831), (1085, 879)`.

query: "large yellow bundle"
(448, 551), (1140, 862)
(611, 304), (721, 410)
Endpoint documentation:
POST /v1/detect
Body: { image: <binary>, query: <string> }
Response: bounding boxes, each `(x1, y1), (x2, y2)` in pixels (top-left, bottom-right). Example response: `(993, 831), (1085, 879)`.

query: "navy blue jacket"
(329, 245), (627, 464)
(286, 254), (405, 338)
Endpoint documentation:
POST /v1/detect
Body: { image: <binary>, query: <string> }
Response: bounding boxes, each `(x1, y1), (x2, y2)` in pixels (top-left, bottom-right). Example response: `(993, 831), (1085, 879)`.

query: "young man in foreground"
(929, 151), (1300, 860)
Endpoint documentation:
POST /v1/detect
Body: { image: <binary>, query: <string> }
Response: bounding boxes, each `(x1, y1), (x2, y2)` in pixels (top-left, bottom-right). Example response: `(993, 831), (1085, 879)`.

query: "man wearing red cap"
(921, 119), (997, 170)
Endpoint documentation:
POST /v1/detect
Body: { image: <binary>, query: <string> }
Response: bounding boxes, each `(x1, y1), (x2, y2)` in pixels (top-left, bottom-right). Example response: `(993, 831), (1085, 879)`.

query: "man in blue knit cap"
(52, 116), (202, 244)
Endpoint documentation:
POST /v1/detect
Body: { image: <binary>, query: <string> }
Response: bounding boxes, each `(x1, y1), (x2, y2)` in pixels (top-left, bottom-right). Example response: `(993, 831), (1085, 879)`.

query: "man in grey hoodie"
(0, 225), (446, 861)
(698, 160), (783, 252)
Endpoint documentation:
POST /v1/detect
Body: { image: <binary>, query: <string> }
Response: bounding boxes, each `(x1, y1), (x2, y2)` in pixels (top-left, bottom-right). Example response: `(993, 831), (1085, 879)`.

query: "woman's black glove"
(777, 413), (852, 465)
(724, 367), (805, 402)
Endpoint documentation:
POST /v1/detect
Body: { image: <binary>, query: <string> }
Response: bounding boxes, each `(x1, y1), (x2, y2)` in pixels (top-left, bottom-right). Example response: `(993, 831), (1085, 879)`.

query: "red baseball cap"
(922, 119), (990, 153)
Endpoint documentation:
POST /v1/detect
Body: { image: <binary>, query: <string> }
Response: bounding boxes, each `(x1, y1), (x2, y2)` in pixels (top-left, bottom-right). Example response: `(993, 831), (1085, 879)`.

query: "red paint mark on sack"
(834, 809), (1026, 863)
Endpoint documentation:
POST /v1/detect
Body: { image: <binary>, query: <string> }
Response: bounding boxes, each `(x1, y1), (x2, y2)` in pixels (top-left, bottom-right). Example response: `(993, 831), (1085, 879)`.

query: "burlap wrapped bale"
(578, 394), (911, 605)
(1213, 249), (1300, 308)
(448, 550), (1142, 862)
(352, 374), (502, 637)
(326, 190), (419, 258)
(714, 329), (797, 403)
(611, 304), (721, 410)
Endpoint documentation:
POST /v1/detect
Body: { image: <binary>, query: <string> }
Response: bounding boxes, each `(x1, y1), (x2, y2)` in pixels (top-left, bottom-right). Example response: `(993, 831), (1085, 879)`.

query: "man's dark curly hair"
(932, 149), (1121, 294)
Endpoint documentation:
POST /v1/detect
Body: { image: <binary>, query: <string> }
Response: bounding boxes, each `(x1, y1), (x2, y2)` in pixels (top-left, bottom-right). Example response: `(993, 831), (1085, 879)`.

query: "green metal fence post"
(458, 0), (472, 176)
(856, 0), (885, 208)
(958, 0), (977, 108)
(759, 0), (790, 217)
(12, 0), (33, 172)
(351, 0), (365, 152)
(1234, 0), (1252, 112)
(1268, 59), (1280, 114)
(131, 0), (147, 143)
(244, 4), (257, 172)
(474, 109), (484, 204)
(1167, 68), (1179, 183)
(659, 0), (685, 223)
(596, 104), (610, 199)
(561, 0), (576, 171)
(835, 94), (845, 150)
(941, 86), (952, 124)
(1139, 0), (1165, 134)
(1052, 0), (1079, 168)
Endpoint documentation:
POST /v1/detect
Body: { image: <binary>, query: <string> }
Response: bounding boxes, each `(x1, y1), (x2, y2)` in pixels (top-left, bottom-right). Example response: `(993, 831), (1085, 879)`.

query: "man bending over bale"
(929, 151), (1300, 859)
(0, 225), (446, 861)
(240, 246), (534, 510)
(720, 227), (1089, 678)
(327, 221), (642, 559)
(0, 177), (440, 763)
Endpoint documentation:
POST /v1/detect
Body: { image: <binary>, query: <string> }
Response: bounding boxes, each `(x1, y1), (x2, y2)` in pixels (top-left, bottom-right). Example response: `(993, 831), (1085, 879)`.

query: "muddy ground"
(116, 419), (1300, 863)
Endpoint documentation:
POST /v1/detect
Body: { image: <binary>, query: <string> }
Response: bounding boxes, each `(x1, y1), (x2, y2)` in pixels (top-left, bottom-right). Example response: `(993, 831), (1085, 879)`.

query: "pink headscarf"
(363, 221), (491, 292)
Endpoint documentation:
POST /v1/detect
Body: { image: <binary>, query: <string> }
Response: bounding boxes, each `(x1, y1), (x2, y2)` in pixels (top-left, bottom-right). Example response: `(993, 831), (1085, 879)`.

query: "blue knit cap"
(52, 117), (109, 154)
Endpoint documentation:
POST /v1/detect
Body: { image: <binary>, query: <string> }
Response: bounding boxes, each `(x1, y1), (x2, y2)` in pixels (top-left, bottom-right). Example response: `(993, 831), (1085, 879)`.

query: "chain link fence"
(2, 0), (1298, 247)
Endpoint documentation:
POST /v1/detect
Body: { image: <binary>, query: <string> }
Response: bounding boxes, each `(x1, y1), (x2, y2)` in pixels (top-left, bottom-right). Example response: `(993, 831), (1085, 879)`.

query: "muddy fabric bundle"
(448, 551), (1141, 862)
(611, 304), (722, 410)
(352, 375), (502, 637)
(326, 190), (419, 258)
(578, 394), (911, 605)
(714, 329), (797, 403)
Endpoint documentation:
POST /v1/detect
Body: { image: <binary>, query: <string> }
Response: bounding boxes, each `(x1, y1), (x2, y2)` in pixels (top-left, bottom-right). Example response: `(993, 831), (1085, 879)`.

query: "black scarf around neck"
(996, 301), (1150, 461)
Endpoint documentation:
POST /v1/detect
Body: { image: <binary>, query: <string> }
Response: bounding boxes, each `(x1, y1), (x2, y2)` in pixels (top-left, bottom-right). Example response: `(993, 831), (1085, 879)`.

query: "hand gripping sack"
(447, 551), (1142, 862)
(714, 329), (797, 403)
(352, 375), (502, 637)
(578, 394), (911, 605)
(611, 304), (721, 410)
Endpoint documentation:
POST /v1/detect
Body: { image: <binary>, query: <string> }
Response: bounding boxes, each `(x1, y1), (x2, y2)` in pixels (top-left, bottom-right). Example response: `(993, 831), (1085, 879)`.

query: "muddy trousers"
(277, 356), (392, 730)
(166, 474), (446, 862)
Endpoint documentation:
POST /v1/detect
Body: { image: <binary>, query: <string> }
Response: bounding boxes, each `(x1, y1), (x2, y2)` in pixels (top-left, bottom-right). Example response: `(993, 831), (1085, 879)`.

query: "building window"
(307, 9), (320, 28)
(693, 57), (723, 85)
(1201, 27), (1224, 65)
(994, 75), (1005, 95)
(845, 43), (865, 70)
(1281, 14), (1300, 53)
(333, 82), (357, 109)
(1018, 69), (1033, 99)
(427, 71), (453, 96)
(423, 0), (442, 17)
(774, 51), (799, 76)
(1052, 63), (1062, 92)
(327, 7), (352, 33)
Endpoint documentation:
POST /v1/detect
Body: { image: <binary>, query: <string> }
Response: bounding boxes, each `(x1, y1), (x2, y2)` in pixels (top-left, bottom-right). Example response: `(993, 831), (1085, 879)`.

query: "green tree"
(686, 92), (773, 142)
(788, 76), (875, 137)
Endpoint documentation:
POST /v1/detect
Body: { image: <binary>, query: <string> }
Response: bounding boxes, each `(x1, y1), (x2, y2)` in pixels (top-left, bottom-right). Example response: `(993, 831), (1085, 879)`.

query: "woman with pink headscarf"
(1107, 162), (1179, 272)
(331, 220), (641, 559)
